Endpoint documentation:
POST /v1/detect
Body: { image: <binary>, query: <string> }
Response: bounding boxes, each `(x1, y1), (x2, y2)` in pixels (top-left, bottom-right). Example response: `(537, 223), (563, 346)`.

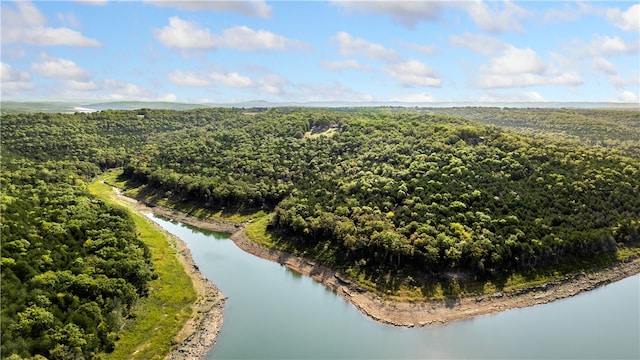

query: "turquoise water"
(148, 214), (640, 359)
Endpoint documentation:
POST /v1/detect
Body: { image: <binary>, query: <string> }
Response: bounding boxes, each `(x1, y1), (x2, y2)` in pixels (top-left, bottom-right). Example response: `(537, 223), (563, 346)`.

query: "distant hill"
(2, 100), (637, 114)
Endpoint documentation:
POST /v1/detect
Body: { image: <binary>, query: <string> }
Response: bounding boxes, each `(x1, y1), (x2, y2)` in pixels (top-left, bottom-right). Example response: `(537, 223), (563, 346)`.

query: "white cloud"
(159, 93), (178, 102)
(31, 53), (91, 80)
(460, 0), (530, 33)
(611, 90), (639, 103)
(257, 74), (290, 95)
(333, 32), (399, 62)
(168, 70), (211, 87)
(153, 17), (217, 49)
(56, 12), (82, 28)
(104, 79), (152, 99)
(154, 18), (306, 51)
(543, 1), (593, 23)
(1, 62), (34, 94)
(475, 46), (583, 89)
(333, 1), (530, 32)
(210, 72), (255, 88)
(476, 72), (582, 89)
(214, 26), (307, 51)
(607, 4), (640, 31)
(1, 1), (101, 46)
(593, 58), (618, 75)
(322, 59), (372, 71)
(331, 1), (445, 28)
(64, 79), (99, 91)
(570, 35), (640, 57)
(450, 32), (507, 56)
(486, 47), (547, 75)
(146, 0), (272, 19)
(399, 41), (437, 56)
(385, 60), (442, 87)
(609, 71), (640, 88)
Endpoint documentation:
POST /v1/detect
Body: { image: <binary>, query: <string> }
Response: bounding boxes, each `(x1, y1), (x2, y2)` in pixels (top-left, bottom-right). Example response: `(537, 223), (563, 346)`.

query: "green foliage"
(1, 158), (154, 359)
(2, 106), (639, 331)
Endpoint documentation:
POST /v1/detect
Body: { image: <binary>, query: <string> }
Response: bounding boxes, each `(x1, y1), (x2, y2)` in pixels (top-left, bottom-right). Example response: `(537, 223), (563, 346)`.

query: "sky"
(1, 0), (639, 104)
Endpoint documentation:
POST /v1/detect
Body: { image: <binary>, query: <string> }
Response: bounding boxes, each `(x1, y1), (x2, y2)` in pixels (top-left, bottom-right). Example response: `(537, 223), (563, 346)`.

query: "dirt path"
(113, 189), (640, 343)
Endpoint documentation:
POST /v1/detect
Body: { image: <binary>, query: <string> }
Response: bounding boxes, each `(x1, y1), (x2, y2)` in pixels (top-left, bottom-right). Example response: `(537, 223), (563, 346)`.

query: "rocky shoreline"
(111, 188), (640, 356)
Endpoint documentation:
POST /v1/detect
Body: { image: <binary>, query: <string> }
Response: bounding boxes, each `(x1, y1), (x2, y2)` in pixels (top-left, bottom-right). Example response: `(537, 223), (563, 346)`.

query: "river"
(148, 214), (640, 359)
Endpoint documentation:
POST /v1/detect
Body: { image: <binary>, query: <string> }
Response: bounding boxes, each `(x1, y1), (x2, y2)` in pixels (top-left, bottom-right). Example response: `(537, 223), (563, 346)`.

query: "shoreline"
(108, 188), (226, 360)
(114, 189), (640, 341)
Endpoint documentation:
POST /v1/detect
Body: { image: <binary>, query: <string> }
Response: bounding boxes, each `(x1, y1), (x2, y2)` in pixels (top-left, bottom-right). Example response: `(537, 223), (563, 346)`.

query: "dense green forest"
(2, 106), (639, 358)
(1, 158), (154, 359)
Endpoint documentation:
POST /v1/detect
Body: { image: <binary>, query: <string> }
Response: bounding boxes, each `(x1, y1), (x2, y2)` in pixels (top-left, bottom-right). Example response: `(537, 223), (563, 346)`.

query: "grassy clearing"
(88, 177), (196, 360)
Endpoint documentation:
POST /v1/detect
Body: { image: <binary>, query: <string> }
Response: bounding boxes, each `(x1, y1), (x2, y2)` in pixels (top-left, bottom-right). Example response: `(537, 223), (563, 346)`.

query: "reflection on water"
(147, 214), (640, 360)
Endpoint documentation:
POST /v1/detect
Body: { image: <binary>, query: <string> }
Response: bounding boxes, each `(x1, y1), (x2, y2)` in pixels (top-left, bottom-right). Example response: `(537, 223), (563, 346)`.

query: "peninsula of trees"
(2, 106), (639, 358)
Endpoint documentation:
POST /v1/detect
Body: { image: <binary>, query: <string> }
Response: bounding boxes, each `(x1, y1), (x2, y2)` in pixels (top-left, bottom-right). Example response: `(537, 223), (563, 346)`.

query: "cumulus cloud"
(146, 0), (272, 19)
(331, 1), (445, 28)
(385, 60), (442, 87)
(31, 53), (91, 80)
(210, 71), (255, 88)
(64, 79), (100, 91)
(214, 26), (307, 51)
(1, 1), (101, 46)
(475, 46), (583, 89)
(460, 0), (530, 33)
(399, 41), (437, 56)
(543, 1), (594, 23)
(476, 72), (583, 89)
(168, 70), (211, 87)
(333, 32), (399, 62)
(610, 75), (636, 89)
(486, 47), (546, 74)
(154, 18), (306, 51)
(1, 62), (34, 94)
(103, 79), (153, 99)
(611, 90), (639, 103)
(607, 4), (640, 31)
(569, 35), (640, 57)
(322, 59), (372, 71)
(593, 58), (618, 75)
(333, 1), (530, 32)
(450, 32), (507, 56)
(153, 17), (217, 49)
(257, 74), (290, 95)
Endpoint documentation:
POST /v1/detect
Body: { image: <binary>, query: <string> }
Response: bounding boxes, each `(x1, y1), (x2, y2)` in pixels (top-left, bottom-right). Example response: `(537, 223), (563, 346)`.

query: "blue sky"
(1, 1), (639, 103)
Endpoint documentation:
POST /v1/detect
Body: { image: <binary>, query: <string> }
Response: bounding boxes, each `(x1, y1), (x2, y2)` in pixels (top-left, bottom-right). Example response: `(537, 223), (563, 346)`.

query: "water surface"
(148, 214), (640, 359)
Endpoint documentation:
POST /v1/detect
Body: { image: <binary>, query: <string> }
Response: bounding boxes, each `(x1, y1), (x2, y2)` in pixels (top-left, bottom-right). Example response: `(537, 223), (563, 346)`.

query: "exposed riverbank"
(106, 188), (225, 359)
(231, 228), (640, 327)
(117, 191), (640, 330)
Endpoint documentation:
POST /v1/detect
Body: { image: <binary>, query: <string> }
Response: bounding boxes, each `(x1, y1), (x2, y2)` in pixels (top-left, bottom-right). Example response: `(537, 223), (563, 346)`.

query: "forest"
(2, 106), (639, 358)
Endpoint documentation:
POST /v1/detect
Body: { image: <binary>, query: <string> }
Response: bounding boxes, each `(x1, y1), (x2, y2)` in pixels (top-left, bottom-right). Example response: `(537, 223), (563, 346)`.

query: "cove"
(147, 214), (640, 359)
